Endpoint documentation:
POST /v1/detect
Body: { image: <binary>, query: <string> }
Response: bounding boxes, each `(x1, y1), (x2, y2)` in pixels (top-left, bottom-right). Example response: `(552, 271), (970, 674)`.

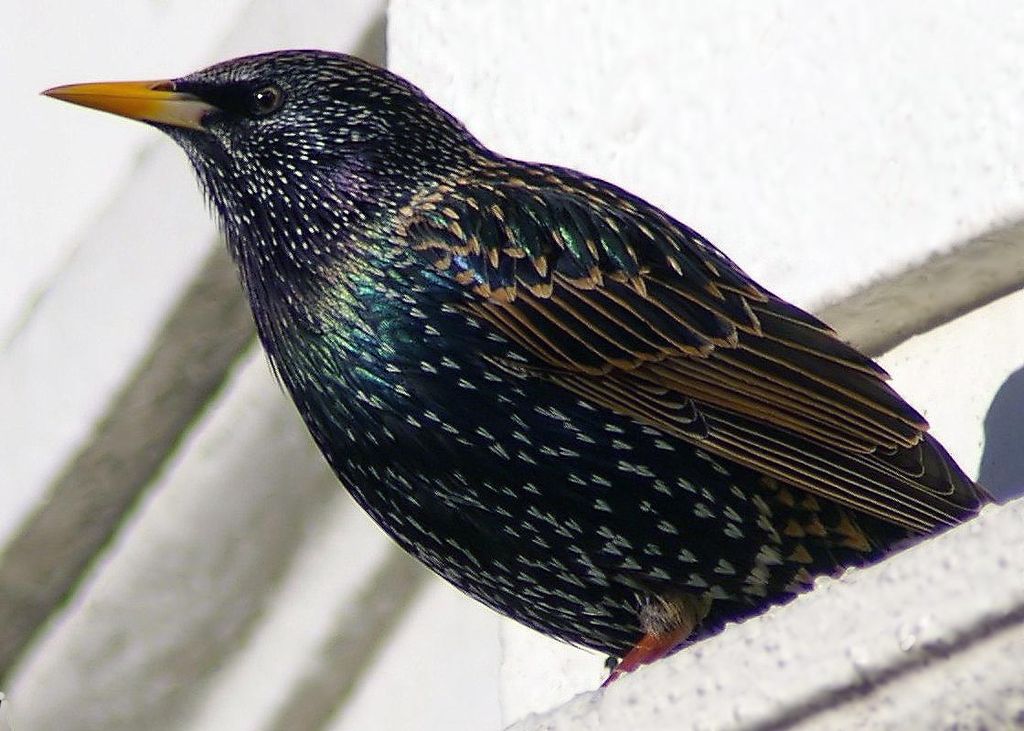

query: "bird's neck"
(233, 221), (466, 473)
(214, 160), (481, 436)
(224, 189), (438, 374)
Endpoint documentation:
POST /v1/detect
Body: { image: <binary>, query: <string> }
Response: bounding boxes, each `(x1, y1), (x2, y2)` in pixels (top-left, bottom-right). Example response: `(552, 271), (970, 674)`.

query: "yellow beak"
(42, 80), (215, 131)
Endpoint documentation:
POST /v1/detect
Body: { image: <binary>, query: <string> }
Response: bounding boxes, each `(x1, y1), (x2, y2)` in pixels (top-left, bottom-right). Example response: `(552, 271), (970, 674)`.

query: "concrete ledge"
(510, 499), (1024, 731)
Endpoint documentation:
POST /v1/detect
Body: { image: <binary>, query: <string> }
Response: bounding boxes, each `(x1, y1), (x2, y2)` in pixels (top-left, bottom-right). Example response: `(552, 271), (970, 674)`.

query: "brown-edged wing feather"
(397, 159), (987, 532)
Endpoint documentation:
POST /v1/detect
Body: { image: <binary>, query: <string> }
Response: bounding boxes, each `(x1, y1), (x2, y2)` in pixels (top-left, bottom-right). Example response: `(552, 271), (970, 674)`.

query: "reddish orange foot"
(602, 624), (692, 686)
(603, 592), (710, 686)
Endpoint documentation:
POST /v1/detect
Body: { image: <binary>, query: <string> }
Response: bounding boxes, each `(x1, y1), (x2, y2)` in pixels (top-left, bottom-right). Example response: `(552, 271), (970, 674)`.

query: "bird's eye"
(250, 84), (284, 116)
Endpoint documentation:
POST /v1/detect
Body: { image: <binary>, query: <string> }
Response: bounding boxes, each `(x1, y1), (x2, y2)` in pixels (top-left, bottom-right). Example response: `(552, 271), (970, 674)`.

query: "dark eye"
(250, 84), (284, 116)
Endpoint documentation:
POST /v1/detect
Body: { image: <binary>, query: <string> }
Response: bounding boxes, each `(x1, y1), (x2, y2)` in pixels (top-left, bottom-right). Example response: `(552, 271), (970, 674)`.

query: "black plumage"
(44, 50), (990, 676)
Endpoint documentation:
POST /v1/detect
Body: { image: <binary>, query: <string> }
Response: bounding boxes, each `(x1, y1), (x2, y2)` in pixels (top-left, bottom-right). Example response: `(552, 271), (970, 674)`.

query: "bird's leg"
(602, 592), (710, 686)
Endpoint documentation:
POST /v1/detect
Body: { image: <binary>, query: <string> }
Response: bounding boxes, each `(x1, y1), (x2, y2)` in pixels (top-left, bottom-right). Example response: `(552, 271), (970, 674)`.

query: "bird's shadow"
(979, 365), (1024, 502)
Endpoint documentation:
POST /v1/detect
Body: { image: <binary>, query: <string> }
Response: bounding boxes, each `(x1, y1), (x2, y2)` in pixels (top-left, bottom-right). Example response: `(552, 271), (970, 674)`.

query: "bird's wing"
(397, 162), (983, 532)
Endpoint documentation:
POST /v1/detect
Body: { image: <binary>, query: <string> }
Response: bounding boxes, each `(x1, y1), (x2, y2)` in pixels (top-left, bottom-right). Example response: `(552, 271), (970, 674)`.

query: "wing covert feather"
(396, 161), (984, 531)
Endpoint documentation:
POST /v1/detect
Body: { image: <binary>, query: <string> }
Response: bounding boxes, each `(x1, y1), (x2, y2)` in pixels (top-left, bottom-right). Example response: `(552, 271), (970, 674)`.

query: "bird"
(44, 50), (991, 684)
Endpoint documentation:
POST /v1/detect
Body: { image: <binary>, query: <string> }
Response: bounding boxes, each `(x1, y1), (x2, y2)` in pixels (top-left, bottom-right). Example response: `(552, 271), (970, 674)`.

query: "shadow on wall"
(979, 365), (1024, 502)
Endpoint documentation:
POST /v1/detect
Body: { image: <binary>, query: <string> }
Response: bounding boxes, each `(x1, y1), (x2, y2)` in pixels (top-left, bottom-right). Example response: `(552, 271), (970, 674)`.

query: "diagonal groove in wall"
(0, 244), (255, 684)
(820, 219), (1024, 357)
(266, 549), (430, 731)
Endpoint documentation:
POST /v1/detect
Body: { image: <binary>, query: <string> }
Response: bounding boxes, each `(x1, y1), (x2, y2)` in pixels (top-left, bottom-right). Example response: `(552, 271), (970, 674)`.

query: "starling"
(44, 50), (991, 683)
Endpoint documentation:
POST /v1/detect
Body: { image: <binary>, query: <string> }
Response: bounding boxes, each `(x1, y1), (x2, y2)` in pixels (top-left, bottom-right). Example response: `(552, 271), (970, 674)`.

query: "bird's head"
(44, 50), (479, 264)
